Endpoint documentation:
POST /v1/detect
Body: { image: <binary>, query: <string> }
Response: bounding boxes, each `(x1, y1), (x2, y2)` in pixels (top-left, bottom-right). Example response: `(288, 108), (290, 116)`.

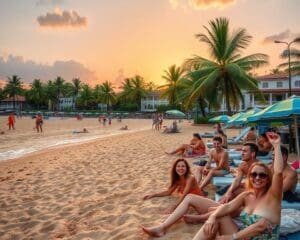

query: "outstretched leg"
(142, 194), (218, 237)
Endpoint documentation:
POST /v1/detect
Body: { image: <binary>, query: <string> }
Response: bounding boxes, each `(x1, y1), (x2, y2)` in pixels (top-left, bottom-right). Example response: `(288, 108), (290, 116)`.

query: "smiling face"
(213, 140), (222, 150)
(249, 165), (269, 190)
(176, 160), (187, 176)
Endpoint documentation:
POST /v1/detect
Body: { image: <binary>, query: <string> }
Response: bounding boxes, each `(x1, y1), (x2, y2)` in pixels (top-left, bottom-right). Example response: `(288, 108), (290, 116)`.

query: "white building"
(216, 73), (300, 112)
(58, 97), (76, 110)
(141, 92), (169, 112)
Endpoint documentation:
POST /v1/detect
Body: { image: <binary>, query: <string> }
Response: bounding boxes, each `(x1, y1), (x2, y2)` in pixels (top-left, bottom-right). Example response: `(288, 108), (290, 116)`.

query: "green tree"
(27, 79), (45, 110)
(159, 65), (185, 106)
(44, 80), (57, 111)
(77, 84), (93, 109)
(71, 78), (82, 110)
(98, 81), (116, 110)
(127, 75), (147, 110)
(4, 75), (23, 109)
(184, 18), (268, 115)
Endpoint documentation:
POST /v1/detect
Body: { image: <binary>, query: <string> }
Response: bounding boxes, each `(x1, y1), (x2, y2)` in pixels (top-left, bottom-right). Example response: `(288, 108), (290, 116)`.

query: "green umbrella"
(227, 112), (245, 125)
(165, 110), (186, 117)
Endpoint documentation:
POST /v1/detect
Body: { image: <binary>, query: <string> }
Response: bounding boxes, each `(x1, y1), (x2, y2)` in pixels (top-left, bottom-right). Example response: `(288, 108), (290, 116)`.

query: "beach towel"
(280, 209), (300, 236)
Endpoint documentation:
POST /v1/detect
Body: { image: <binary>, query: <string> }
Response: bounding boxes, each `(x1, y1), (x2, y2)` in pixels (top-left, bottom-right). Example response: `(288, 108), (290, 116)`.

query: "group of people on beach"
(142, 123), (299, 239)
(152, 113), (163, 131)
(6, 112), (43, 133)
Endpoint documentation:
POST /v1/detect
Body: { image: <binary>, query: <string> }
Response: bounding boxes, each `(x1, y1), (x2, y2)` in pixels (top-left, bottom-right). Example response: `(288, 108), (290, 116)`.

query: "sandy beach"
(0, 117), (296, 240)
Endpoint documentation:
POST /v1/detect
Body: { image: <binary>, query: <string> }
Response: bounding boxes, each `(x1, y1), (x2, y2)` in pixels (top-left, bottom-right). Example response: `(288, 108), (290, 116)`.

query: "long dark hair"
(170, 158), (191, 188)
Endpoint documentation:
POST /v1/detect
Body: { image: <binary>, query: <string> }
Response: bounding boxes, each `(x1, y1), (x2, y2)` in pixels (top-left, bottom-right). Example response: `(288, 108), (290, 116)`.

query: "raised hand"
(265, 132), (281, 146)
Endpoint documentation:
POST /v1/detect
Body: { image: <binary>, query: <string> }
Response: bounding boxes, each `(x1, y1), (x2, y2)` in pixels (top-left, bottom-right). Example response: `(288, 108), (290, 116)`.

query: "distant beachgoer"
(73, 128), (89, 134)
(166, 133), (206, 157)
(143, 158), (204, 214)
(159, 114), (163, 130)
(103, 117), (107, 126)
(217, 130), (228, 149)
(120, 125), (128, 130)
(35, 113), (43, 133)
(257, 133), (272, 156)
(98, 115), (102, 123)
(163, 121), (179, 133)
(7, 113), (15, 130)
(214, 123), (222, 135)
(108, 116), (112, 125)
(243, 127), (257, 142)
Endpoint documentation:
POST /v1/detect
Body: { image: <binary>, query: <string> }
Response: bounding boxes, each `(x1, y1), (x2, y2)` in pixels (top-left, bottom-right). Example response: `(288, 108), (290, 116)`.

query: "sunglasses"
(250, 172), (268, 179)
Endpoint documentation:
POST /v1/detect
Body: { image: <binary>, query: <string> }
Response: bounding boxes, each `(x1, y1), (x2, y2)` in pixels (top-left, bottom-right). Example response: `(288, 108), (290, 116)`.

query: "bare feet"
(183, 214), (206, 224)
(141, 226), (165, 237)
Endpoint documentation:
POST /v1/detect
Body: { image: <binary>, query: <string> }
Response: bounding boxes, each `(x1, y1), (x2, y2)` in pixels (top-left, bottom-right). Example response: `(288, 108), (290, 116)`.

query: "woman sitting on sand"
(217, 130), (228, 149)
(142, 132), (283, 239)
(143, 158), (204, 213)
(166, 133), (206, 157)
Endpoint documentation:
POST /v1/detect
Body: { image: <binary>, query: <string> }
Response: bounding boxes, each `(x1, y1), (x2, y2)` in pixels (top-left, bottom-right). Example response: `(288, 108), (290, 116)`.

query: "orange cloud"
(170, 0), (236, 9)
(189, 0), (236, 9)
(37, 8), (87, 28)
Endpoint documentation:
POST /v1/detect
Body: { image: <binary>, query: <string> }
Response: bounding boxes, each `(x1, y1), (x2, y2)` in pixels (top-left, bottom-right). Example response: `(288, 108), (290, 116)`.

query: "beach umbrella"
(209, 115), (230, 123)
(165, 109), (186, 117)
(248, 96), (300, 158)
(234, 108), (261, 125)
(227, 112), (245, 125)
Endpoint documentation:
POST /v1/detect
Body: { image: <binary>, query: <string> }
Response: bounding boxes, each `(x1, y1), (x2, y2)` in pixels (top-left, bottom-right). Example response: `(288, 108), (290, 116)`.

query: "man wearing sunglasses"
(219, 142), (259, 204)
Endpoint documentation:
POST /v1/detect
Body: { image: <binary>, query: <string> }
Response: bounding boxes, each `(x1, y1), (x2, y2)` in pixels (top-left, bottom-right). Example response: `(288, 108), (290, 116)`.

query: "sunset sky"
(0, 0), (299, 87)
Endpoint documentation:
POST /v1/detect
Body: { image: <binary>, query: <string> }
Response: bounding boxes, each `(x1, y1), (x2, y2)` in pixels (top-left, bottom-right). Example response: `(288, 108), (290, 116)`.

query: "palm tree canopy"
(98, 81), (116, 106)
(159, 65), (186, 105)
(4, 75), (23, 98)
(183, 17), (268, 114)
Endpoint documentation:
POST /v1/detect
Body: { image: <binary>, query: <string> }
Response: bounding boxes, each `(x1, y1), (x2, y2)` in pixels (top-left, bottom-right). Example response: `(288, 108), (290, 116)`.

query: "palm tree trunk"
(224, 78), (232, 115)
(198, 97), (206, 117)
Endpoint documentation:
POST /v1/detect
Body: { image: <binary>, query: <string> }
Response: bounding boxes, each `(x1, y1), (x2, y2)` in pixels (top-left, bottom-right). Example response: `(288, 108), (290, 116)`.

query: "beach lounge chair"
(207, 127), (251, 148)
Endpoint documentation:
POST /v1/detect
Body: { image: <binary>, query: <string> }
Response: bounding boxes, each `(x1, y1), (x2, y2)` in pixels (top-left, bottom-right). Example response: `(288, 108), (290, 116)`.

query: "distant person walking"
(35, 113), (43, 133)
(7, 113), (15, 130)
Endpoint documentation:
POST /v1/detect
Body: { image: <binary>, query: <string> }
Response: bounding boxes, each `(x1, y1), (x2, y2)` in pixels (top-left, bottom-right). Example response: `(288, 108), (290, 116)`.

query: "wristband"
(232, 233), (238, 240)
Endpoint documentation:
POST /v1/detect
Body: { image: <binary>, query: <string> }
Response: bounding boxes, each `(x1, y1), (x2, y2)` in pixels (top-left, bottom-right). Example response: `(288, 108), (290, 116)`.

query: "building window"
(295, 80), (300, 87)
(262, 82), (268, 88)
(276, 81), (283, 88)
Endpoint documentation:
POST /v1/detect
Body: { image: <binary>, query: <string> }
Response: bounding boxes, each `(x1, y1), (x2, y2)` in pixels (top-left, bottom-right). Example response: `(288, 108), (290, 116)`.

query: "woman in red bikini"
(166, 133), (206, 157)
(143, 158), (204, 213)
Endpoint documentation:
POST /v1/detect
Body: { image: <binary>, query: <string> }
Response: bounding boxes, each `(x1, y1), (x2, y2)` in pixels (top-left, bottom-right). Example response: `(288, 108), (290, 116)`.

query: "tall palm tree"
(44, 80), (57, 111)
(278, 38), (300, 74)
(184, 18), (268, 115)
(4, 75), (23, 109)
(159, 65), (185, 106)
(98, 81), (116, 110)
(127, 75), (147, 110)
(77, 84), (93, 109)
(29, 79), (44, 110)
(71, 78), (82, 110)
(53, 76), (65, 110)
(119, 78), (133, 101)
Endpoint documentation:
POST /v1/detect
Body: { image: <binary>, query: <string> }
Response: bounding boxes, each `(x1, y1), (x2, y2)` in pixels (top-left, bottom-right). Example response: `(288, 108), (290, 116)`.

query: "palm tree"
(98, 81), (116, 110)
(77, 84), (93, 109)
(53, 76), (66, 110)
(159, 65), (186, 106)
(71, 78), (82, 110)
(119, 78), (133, 101)
(127, 75), (147, 110)
(28, 79), (44, 110)
(278, 38), (300, 74)
(184, 18), (268, 115)
(44, 80), (57, 111)
(4, 75), (23, 109)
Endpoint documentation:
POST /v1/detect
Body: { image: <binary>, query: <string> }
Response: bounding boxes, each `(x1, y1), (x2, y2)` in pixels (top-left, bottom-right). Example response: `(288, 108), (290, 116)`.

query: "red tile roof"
(257, 73), (288, 80)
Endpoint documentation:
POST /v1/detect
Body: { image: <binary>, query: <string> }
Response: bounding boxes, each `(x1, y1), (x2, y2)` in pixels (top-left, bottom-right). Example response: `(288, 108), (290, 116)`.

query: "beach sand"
(0, 117), (296, 239)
